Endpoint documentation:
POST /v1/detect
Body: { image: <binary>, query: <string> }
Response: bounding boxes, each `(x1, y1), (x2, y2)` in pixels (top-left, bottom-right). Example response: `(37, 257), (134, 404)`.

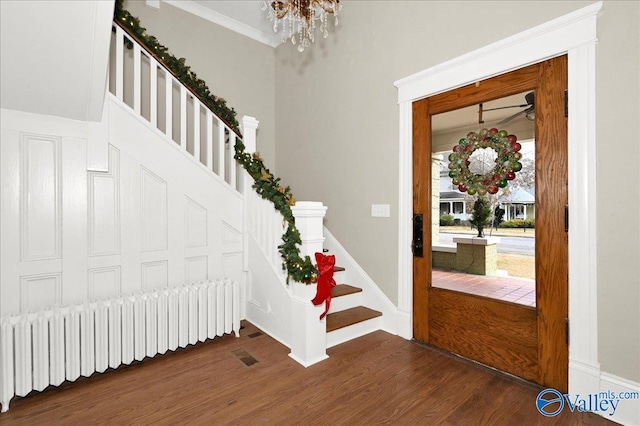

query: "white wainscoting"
(0, 98), (244, 316)
(88, 146), (121, 257)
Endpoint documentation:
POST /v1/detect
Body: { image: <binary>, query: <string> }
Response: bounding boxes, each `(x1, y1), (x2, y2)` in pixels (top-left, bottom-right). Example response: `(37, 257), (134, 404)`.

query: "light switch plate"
(371, 204), (391, 217)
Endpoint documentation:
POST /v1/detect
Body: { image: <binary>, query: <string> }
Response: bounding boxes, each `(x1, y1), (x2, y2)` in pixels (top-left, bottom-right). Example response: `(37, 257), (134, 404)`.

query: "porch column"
(432, 154), (442, 246)
(289, 201), (329, 367)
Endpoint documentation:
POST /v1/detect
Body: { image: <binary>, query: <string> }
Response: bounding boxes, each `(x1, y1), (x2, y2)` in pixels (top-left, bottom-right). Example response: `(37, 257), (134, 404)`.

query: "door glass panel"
(431, 91), (536, 307)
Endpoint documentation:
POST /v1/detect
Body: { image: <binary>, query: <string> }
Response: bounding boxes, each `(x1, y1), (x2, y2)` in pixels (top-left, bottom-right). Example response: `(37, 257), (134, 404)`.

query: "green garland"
(234, 141), (317, 283)
(114, 1), (316, 284)
(114, 0), (240, 135)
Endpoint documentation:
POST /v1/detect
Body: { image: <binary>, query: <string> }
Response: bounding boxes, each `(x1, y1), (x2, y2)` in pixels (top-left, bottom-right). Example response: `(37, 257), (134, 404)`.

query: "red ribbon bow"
(311, 252), (336, 320)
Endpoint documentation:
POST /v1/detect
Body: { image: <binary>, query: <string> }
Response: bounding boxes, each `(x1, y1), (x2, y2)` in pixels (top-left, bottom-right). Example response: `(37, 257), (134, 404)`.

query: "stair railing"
(110, 21), (240, 193)
(110, 10), (330, 366)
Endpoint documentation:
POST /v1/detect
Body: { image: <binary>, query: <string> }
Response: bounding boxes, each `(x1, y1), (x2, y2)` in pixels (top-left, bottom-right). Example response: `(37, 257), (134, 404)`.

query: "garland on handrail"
(113, 0), (240, 135)
(114, 1), (317, 284)
(234, 141), (318, 284)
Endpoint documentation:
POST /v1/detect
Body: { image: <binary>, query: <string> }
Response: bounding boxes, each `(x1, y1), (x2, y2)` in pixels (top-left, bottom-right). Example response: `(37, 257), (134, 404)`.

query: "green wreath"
(448, 127), (522, 196)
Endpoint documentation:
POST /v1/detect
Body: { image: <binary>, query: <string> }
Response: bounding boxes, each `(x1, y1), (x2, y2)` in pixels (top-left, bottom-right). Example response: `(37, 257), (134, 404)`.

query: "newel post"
(240, 116), (259, 321)
(288, 201), (329, 367)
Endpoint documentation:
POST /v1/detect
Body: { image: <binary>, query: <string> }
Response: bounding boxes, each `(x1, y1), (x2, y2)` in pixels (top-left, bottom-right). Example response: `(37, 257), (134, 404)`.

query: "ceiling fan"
(477, 92), (535, 125)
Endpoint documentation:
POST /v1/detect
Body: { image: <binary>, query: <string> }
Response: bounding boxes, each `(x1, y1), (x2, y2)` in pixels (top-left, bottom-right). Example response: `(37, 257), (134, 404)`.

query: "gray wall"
(595, 1), (640, 383)
(274, 1), (639, 382)
(123, 1), (277, 168)
(122, 0), (639, 382)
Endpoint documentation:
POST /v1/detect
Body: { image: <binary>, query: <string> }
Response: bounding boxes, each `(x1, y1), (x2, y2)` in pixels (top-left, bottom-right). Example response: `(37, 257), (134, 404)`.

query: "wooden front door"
(412, 56), (568, 391)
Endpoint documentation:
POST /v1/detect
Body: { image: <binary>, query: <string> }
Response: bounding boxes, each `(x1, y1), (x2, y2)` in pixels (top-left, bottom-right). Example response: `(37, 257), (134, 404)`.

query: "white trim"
(394, 0), (602, 397)
(599, 373), (640, 426)
(162, 0), (281, 47)
(396, 101), (413, 340)
(145, 0), (160, 10)
(395, 1), (601, 103)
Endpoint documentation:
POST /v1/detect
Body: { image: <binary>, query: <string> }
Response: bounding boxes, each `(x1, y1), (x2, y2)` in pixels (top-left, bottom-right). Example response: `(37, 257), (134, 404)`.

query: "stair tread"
(331, 284), (362, 298)
(326, 306), (382, 332)
(333, 266), (345, 273)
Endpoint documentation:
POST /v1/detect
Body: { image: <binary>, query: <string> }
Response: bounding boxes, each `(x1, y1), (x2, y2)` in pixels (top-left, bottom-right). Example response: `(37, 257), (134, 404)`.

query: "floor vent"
(231, 348), (259, 367)
(248, 331), (263, 339)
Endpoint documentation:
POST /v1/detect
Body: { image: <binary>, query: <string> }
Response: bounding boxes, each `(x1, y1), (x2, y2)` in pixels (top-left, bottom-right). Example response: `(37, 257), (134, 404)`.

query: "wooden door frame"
(412, 57), (568, 390)
(394, 2), (602, 393)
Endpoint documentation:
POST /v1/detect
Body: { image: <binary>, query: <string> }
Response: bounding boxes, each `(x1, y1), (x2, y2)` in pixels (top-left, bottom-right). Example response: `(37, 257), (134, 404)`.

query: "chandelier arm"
(314, 0), (339, 14)
(272, 1), (294, 20)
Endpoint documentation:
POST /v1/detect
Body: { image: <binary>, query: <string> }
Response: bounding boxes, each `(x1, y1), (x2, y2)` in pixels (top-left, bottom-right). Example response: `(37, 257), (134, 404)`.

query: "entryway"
(412, 56), (568, 392)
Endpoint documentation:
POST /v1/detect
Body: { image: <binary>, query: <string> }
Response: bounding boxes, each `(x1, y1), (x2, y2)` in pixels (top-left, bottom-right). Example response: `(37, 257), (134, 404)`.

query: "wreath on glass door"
(448, 127), (522, 196)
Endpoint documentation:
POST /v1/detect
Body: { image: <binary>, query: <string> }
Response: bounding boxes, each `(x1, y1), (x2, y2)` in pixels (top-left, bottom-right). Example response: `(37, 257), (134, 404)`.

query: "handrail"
(113, 14), (241, 138)
(112, 1), (318, 284)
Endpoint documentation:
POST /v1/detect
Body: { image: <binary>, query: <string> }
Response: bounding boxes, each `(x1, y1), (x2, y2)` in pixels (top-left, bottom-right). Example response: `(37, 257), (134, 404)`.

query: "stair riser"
(328, 292), (362, 314)
(326, 316), (382, 348)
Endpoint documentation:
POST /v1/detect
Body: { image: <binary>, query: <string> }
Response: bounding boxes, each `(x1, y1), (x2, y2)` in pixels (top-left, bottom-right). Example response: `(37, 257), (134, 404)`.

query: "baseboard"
(569, 358), (602, 395)
(599, 372), (640, 425)
(569, 360), (640, 425)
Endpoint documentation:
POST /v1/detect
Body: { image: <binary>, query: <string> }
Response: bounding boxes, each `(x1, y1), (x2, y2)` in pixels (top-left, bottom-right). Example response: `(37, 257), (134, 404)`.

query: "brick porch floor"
(432, 268), (536, 307)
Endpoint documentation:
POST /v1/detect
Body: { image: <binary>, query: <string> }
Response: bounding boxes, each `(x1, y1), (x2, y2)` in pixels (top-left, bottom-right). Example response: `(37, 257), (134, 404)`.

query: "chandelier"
(261, 0), (341, 52)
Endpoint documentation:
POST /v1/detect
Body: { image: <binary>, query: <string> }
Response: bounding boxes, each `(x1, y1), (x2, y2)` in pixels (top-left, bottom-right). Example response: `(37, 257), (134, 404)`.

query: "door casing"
(394, 3), (601, 394)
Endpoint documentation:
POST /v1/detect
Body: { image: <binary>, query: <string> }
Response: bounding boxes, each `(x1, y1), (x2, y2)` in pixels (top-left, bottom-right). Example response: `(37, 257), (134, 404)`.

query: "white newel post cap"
(241, 116), (259, 153)
(291, 201), (327, 260)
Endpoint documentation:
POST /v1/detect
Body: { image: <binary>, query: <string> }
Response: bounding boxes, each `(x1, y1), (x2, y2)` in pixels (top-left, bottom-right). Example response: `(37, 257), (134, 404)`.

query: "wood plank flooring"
(0, 321), (612, 425)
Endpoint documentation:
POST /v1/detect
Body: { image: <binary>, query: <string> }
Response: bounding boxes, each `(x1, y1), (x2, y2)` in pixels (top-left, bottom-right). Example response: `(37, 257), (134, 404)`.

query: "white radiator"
(0, 279), (240, 412)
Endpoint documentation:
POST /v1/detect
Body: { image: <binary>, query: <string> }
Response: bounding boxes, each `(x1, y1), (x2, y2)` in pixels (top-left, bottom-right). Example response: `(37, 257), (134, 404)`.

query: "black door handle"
(413, 213), (424, 257)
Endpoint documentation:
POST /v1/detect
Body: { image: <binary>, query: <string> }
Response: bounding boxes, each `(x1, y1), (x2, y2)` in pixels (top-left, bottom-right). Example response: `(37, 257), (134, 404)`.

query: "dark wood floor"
(1, 321), (613, 425)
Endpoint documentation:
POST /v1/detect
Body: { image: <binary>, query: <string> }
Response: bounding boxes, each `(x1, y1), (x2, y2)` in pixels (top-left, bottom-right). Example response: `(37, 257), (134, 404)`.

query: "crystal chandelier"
(261, 0), (342, 52)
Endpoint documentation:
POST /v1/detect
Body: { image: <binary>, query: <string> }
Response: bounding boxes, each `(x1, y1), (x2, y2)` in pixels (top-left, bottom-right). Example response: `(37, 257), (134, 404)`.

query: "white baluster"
(193, 102), (201, 163)
(217, 122), (225, 179)
(149, 58), (158, 127)
(206, 111), (213, 169)
(228, 132), (236, 188)
(115, 26), (124, 100)
(180, 86), (187, 149)
(164, 72), (173, 139)
(133, 44), (141, 114)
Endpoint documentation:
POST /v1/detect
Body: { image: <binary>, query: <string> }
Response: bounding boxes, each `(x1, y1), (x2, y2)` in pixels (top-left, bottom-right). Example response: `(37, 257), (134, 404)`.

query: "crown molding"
(162, 0), (281, 48)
